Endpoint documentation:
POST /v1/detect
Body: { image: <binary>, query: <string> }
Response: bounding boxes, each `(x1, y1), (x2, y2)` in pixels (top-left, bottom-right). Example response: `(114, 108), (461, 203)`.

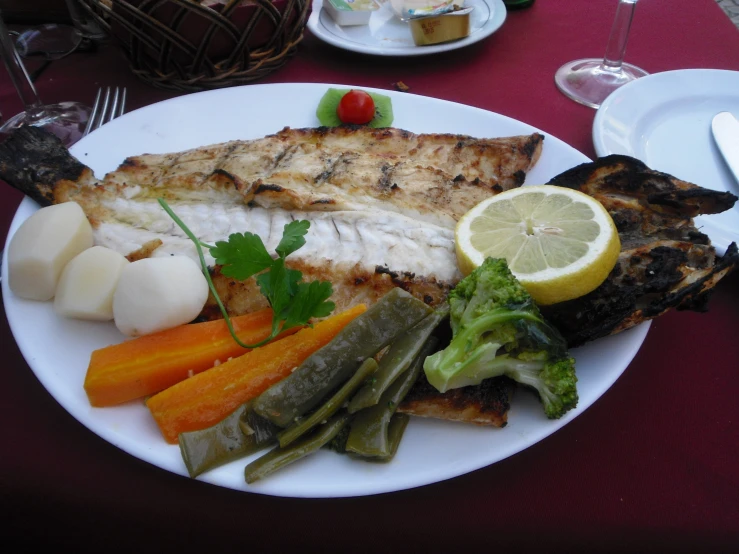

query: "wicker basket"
(78, 0), (311, 91)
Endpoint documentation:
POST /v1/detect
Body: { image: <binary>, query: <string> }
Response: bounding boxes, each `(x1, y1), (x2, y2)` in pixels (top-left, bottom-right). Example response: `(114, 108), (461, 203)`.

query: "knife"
(711, 111), (739, 183)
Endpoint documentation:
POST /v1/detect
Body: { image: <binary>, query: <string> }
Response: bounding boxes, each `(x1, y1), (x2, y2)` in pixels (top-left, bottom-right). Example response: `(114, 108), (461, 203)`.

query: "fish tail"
(0, 126), (88, 206)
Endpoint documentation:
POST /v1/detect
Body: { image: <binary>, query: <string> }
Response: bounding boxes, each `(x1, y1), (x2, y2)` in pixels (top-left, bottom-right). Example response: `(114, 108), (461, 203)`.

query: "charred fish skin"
(544, 155), (739, 348)
(541, 242), (738, 347)
(398, 372), (513, 428)
(0, 126), (89, 207)
(550, 154), (737, 219)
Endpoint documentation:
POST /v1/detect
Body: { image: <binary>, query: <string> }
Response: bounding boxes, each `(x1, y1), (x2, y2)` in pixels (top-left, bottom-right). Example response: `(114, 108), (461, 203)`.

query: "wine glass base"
(0, 101), (91, 147)
(554, 58), (649, 109)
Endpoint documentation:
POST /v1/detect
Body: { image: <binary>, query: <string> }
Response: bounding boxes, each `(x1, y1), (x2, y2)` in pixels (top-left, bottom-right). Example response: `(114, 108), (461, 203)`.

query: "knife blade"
(711, 111), (739, 184)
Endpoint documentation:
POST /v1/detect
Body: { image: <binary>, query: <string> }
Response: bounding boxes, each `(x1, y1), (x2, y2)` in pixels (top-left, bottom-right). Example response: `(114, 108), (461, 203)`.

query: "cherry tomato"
(336, 90), (376, 125)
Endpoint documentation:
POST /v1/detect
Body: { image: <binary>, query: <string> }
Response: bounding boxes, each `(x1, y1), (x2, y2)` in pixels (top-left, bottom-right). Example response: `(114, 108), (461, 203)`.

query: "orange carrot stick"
(84, 309), (298, 407)
(146, 304), (367, 444)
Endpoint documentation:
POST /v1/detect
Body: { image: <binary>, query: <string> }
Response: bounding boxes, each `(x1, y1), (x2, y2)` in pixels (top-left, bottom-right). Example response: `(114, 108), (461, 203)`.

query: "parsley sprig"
(158, 198), (335, 349)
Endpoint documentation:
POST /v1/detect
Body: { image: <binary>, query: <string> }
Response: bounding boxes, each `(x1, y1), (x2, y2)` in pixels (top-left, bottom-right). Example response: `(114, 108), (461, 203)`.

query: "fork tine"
(107, 87), (120, 125)
(98, 86), (112, 127)
(118, 88), (127, 118)
(83, 87), (103, 136)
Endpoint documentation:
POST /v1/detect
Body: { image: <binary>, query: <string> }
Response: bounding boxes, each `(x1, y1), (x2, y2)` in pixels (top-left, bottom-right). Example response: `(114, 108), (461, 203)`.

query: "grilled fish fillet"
(0, 125), (543, 318)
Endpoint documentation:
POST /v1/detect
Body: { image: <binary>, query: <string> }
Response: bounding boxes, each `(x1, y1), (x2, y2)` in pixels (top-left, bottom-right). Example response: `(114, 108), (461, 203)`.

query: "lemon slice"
(455, 185), (621, 305)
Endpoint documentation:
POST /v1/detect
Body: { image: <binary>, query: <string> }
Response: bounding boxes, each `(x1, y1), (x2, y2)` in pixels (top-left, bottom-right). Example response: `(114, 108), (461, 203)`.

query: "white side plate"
(593, 69), (739, 255)
(307, 0), (506, 56)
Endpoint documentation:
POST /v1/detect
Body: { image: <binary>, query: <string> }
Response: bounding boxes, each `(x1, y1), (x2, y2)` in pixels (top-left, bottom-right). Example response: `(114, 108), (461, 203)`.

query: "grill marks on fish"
(98, 126), (544, 228)
(544, 155), (739, 347)
(98, 126), (543, 194)
(235, 127), (543, 226)
(249, 158), (502, 227)
(267, 126), (543, 188)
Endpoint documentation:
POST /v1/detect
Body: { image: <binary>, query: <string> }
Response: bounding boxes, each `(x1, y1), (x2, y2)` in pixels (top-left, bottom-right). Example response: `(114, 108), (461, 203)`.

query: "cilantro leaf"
(211, 232), (273, 281)
(281, 280), (335, 330)
(275, 220), (310, 259)
(256, 259), (303, 335)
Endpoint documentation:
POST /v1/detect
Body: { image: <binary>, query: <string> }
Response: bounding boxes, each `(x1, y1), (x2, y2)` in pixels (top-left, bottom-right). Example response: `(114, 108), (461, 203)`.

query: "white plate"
(593, 69), (739, 255)
(307, 0), (506, 56)
(2, 83), (649, 498)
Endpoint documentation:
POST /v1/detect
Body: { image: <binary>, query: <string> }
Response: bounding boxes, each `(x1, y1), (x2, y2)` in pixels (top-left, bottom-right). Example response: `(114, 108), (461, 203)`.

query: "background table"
(2, 1), (738, 551)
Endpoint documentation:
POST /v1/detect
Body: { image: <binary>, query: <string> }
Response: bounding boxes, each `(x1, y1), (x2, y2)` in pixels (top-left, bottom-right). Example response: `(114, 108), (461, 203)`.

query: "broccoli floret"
(504, 356), (578, 419)
(423, 258), (578, 419)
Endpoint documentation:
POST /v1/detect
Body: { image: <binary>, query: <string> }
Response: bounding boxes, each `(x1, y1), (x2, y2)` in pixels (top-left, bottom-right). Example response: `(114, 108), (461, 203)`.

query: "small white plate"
(307, 0), (506, 56)
(593, 69), (739, 255)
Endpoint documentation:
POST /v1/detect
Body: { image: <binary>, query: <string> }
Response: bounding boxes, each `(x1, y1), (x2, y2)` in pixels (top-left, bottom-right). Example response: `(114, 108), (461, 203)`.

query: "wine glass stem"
(0, 10), (43, 112)
(602, 0), (638, 71)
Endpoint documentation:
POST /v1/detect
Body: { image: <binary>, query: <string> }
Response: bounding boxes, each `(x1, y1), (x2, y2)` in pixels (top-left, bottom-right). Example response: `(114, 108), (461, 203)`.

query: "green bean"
(252, 288), (433, 427)
(239, 408), (282, 443)
(348, 305), (449, 413)
(347, 414), (410, 463)
(345, 337), (438, 458)
(178, 402), (277, 478)
(277, 358), (378, 448)
(382, 413), (410, 461)
(244, 413), (350, 484)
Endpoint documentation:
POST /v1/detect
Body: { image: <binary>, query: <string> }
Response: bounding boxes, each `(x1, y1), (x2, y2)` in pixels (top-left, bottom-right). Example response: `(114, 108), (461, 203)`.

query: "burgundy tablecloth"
(2, 1), (738, 552)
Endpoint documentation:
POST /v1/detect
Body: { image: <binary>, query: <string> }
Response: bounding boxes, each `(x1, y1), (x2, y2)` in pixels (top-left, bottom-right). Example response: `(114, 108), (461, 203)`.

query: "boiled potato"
(8, 202), (93, 301)
(113, 256), (209, 337)
(54, 246), (129, 321)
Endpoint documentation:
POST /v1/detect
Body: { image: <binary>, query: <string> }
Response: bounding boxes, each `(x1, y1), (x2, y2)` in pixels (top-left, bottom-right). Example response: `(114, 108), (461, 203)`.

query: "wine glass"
(554, 0), (648, 109)
(0, 10), (91, 146)
(9, 22), (85, 82)
(12, 23), (83, 61)
(65, 0), (107, 42)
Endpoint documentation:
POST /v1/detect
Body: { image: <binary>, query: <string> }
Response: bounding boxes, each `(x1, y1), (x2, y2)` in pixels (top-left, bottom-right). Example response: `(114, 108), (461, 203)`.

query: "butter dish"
(323, 0), (380, 26)
(409, 6), (473, 46)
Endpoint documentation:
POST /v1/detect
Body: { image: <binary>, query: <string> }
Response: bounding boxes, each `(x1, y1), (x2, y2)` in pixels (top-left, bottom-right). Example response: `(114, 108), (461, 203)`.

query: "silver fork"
(83, 86), (127, 136)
